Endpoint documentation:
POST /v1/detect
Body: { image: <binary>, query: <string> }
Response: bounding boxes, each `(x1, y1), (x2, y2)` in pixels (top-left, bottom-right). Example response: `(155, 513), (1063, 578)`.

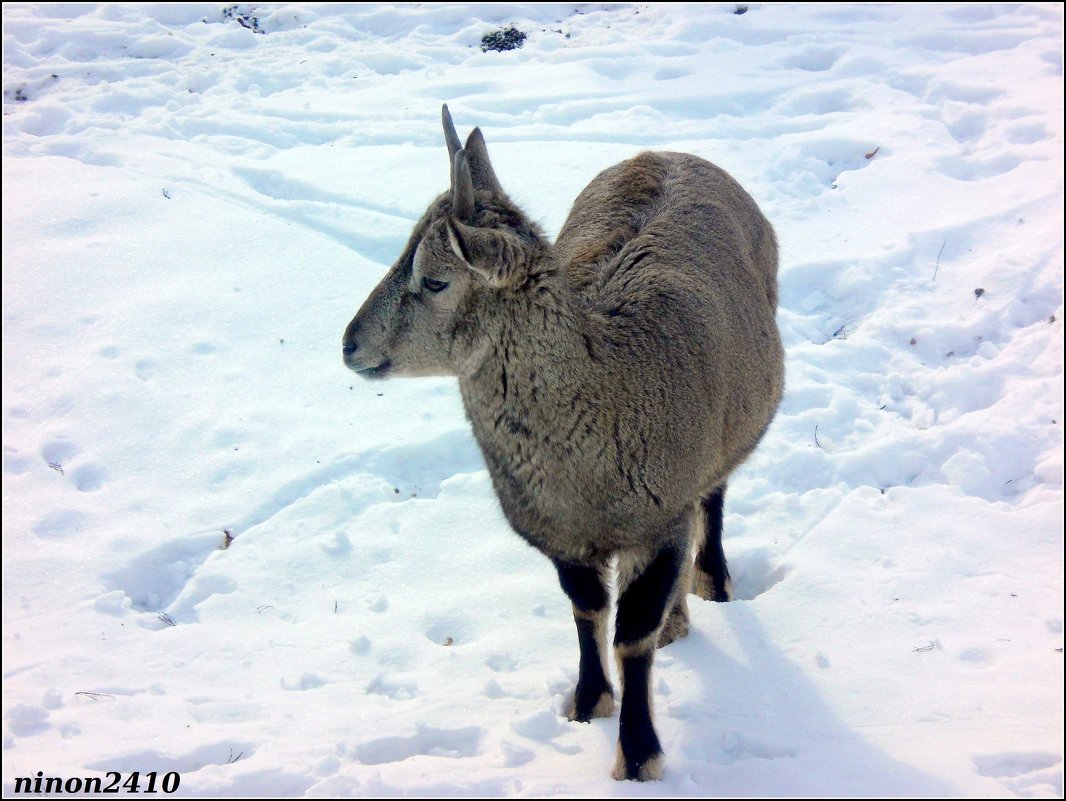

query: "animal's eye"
(422, 276), (449, 293)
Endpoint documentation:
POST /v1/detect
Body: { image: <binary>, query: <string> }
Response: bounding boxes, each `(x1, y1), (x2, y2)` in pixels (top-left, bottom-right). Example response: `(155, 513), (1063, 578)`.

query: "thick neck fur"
(461, 252), (592, 441)
(458, 251), (616, 556)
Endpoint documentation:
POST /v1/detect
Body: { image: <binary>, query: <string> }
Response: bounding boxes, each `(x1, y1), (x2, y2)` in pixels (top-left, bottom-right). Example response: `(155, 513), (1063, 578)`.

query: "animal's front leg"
(554, 560), (615, 722)
(612, 530), (687, 781)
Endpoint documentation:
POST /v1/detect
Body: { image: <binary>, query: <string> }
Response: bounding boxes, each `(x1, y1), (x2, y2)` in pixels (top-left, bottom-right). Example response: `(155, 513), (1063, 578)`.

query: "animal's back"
(556, 151), (777, 310)
(555, 151), (784, 491)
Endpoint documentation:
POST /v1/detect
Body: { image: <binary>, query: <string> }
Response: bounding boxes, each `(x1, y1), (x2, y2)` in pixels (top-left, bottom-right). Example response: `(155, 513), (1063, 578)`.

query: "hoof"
(692, 567), (732, 603)
(657, 593), (690, 648)
(611, 745), (664, 781)
(567, 688), (615, 722)
(656, 611), (689, 649)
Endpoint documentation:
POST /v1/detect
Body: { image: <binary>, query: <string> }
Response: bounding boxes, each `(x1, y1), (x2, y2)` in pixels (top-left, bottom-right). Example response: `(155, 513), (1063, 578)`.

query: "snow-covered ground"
(2, 2), (1063, 796)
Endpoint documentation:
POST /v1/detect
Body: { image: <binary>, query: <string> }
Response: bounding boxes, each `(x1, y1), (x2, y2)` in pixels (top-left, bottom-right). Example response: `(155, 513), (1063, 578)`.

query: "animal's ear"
(446, 218), (528, 289)
(463, 127), (503, 195)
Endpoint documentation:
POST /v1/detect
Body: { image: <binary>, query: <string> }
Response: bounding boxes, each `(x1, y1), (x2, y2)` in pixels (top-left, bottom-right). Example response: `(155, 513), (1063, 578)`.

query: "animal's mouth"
(355, 360), (392, 379)
(342, 343), (391, 378)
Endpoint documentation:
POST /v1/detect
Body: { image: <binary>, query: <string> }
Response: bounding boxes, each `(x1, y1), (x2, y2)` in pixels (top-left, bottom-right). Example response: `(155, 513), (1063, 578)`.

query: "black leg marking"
(573, 617), (612, 720)
(658, 546), (692, 649)
(555, 561), (608, 614)
(616, 651), (660, 780)
(615, 542), (683, 646)
(555, 560), (614, 722)
(610, 536), (686, 781)
(696, 484), (732, 602)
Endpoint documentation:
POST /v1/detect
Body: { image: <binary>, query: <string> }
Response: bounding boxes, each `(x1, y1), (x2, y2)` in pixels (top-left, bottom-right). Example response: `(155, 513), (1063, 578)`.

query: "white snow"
(2, 2), (1063, 796)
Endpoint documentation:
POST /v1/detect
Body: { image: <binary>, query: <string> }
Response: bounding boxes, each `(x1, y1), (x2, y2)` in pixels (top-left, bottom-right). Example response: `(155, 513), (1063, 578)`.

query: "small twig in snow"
(158, 612), (176, 627)
(933, 240), (946, 281)
(813, 425), (822, 449)
(913, 641), (935, 653)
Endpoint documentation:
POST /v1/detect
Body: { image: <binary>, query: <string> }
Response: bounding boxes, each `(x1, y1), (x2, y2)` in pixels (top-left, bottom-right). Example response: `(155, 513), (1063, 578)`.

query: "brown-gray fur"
(342, 106), (784, 781)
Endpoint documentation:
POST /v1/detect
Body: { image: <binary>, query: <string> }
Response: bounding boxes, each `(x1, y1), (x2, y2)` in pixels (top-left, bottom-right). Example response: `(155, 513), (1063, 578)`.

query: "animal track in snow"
(730, 549), (790, 601)
(937, 152), (1024, 182)
(85, 741), (257, 774)
(973, 751), (1061, 778)
(41, 437), (78, 466)
(957, 645), (993, 666)
(1005, 121), (1048, 145)
(354, 724), (482, 765)
(281, 673), (327, 692)
(485, 652), (518, 673)
(34, 437), (109, 492)
(684, 730), (798, 765)
(135, 359), (157, 380)
(510, 710), (582, 755)
(483, 679), (507, 699)
(5, 704), (50, 736)
(365, 674), (419, 700)
(32, 509), (89, 539)
(905, 29), (1032, 58)
(99, 530), (230, 613)
(2, 446), (33, 476)
(424, 611), (476, 647)
(500, 740), (535, 767)
(777, 46), (842, 72)
(364, 594), (389, 613)
(769, 137), (877, 196)
(71, 462), (106, 492)
(972, 751), (1063, 796)
(226, 429), (484, 543)
(95, 430), (484, 625)
(200, 166), (418, 265)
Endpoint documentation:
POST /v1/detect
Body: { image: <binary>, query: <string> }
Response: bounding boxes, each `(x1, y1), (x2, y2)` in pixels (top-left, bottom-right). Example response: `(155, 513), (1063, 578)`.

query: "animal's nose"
(342, 321), (359, 365)
(341, 339), (357, 369)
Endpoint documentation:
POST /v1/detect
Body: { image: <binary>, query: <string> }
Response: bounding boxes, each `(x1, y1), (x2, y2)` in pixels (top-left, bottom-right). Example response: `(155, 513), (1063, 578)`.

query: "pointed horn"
(451, 149), (475, 221)
(442, 104), (462, 169)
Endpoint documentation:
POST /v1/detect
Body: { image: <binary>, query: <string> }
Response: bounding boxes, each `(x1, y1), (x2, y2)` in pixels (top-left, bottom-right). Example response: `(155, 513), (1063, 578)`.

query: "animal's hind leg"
(657, 518), (694, 648)
(611, 521), (688, 781)
(554, 560), (615, 721)
(692, 484), (733, 602)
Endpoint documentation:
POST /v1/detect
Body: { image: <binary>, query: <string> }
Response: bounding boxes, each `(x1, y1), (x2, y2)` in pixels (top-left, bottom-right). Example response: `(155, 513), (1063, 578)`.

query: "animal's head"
(342, 105), (550, 379)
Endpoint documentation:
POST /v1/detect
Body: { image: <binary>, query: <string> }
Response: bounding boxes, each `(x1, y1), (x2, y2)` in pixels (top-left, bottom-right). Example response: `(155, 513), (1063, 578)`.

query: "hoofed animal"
(342, 106), (784, 781)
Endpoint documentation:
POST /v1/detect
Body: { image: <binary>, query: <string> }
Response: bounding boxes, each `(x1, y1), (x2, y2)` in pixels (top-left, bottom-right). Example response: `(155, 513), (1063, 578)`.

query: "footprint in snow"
(971, 751), (1063, 796)
(354, 724), (482, 765)
(365, 674), (419, 700)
